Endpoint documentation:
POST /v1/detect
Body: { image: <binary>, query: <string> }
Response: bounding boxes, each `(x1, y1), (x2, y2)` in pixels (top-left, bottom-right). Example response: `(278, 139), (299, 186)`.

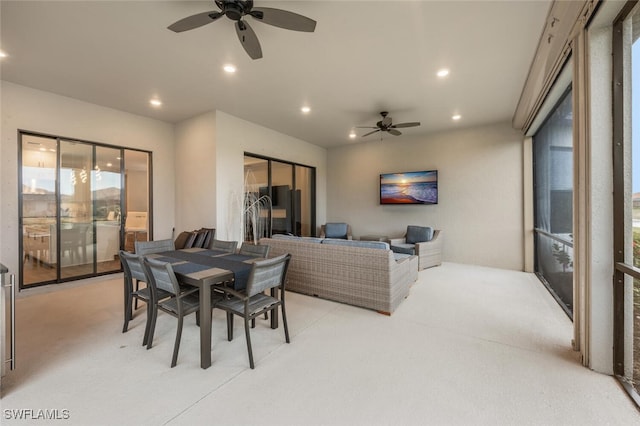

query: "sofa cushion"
(322, 238), (390, 250)
(271, 234), (323, 244)
(175, 231), (197, 249)
(299, 237), (324, 244)
(324, 223), (348, 239)
(193, 229), (209, 248)
(406, 226), (433, 244)
(271, 234), (299, 240)
(390, 243), (416, 255)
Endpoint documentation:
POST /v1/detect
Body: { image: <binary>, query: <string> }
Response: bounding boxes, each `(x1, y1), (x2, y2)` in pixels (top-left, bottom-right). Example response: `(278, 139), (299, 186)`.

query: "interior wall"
(327, 122), (525, 271)
(214, 110), (327, 241)
(0, 81), (176, 279)
(174, 111), (217, 234)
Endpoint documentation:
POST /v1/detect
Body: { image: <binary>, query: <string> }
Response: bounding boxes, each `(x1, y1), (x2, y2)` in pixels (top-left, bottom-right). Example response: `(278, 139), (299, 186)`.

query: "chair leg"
(134, 280), (140, 310)
(123, 290), (133, 333)
(195, 311), (200, 327)
(251, 311), (268, 328)
(226, 312), (234, 341)
(142, 301), (152, 346)
(171, 316), (184, 368)
(281, 302), (290, 344)
(146, 304), (158, 349)
(244, 315), (255, 369)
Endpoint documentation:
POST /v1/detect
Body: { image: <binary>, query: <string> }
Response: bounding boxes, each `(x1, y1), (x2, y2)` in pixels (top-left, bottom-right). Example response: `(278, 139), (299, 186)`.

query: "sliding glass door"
(19, 132), (150, 288)
(533, 88), (574, 317)
(243, 153), (316, 239)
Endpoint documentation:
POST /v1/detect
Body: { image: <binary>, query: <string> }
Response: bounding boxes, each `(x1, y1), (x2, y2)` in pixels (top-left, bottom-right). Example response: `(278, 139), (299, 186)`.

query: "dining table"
(146, 247), (272, 369)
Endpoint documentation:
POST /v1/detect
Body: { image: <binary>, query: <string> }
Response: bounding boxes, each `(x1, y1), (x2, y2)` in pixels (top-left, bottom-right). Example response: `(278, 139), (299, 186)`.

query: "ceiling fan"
(167, 0), (317, 60)
(358, 112), (421, 137)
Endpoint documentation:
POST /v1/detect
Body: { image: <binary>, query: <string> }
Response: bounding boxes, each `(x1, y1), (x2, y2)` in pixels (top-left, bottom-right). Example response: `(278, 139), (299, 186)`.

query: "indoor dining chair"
(119, 250), (172, 340)
(238, 242), (270, 258)
(135, 238), (175, 255)
(142, 257), (217, 367)
(214, 253), (291, 369)
(210, 239), (238, 253)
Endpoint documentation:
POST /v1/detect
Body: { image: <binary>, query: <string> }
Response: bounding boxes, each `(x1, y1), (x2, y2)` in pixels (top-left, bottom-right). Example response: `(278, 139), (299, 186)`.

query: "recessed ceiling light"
(437, 69), (450, 78)
(106, 162), (113, 167)
(223, 64), (237, 73)
(39, 147), (46, 152)
(0, 50), (7, 58)
(452, 114), (462, 121)
(301, 106), (311, 114)
(349, 131), (356, 139)
(150, 98), (162, 107)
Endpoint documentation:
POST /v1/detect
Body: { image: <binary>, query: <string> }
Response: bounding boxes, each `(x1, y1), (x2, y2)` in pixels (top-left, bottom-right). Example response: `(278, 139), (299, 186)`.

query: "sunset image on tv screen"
(380, 170), (438, 204)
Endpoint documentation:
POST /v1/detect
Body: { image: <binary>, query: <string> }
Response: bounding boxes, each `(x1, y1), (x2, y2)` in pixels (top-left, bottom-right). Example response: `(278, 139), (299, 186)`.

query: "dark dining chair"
(119, 250), (172, 339)
(238, 242), (270, 258)
(215, 253), (291, 369)
(142, 257), (214, 367)
(135, 238), (175, 255)
(210, 239), (238, 253)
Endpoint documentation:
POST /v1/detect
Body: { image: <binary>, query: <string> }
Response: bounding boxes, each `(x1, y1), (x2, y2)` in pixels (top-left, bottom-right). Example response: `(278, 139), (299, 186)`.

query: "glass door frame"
(612, 1), (640, 406)
(243, 152), (316, 237)
(17, 130), (153, 289)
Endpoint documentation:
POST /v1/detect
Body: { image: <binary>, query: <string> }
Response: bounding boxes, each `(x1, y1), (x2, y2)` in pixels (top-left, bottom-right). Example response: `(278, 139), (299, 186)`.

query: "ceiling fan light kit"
(168, 0), (317, 60)
(358, 111), (421, 138)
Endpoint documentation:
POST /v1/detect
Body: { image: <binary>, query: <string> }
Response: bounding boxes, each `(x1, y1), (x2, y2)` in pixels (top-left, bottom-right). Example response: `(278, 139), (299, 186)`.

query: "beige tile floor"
(1, 262), (639, 425)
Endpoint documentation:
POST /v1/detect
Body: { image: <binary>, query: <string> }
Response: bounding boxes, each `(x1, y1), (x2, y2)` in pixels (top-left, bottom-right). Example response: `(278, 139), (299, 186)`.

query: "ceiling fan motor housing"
(223, 2), (246, 21)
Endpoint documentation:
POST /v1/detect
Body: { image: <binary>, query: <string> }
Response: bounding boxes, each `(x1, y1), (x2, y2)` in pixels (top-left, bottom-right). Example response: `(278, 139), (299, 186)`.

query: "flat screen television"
(380, 170), (438, 205)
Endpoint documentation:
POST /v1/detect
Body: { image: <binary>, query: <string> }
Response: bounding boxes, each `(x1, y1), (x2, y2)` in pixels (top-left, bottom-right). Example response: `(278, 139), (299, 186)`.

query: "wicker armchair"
(319, 222), (352, 240)
(390, 227), (443, 270)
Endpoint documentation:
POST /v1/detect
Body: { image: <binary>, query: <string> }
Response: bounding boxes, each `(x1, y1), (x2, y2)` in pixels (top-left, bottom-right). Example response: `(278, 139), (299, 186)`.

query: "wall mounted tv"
(380, 170), (438, 205)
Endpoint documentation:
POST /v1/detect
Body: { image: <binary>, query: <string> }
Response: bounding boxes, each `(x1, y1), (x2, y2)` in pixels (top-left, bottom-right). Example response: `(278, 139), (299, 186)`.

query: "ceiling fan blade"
(391, 122), (421, 128)
(236, 21), (262, 60)
(250, 7), (317, 32)
(362, 129), (381, 137)
(168, 11), (223, 33)
(388, 129), (402, 136)
(381, 116), (392, 126)
(356, 126), (378, 129)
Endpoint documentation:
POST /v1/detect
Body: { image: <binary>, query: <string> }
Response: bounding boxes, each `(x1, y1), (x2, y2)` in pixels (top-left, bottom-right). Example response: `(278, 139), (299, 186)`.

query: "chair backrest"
(192, 228), (215, 249)
(405, 226), (434, 244)
(322, 222), (351, 239)
(211, 239), (238, 253)
(142, 257), (181, 296)
(239, 243), (269, 258)
(119, 250), (146, 282)
(135, 239), (175, 255)
(245, 253), (291, 298)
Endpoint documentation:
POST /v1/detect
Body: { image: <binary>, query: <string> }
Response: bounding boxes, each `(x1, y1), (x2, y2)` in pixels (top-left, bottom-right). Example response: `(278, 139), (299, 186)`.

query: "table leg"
(200, 282), (212, 369)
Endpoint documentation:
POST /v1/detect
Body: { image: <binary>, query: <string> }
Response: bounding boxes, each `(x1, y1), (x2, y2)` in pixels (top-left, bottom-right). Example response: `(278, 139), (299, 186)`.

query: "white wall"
(327, 122), (525, 270)
(174, 111), (217, 233)
(585, 24), (615, 375)
(0, 81), (176, 277)
(214, 111), (327, 241)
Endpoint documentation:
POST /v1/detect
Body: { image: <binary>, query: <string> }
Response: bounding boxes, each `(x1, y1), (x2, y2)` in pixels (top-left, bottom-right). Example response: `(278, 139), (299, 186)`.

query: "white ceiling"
(0, 0), (551, 148)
